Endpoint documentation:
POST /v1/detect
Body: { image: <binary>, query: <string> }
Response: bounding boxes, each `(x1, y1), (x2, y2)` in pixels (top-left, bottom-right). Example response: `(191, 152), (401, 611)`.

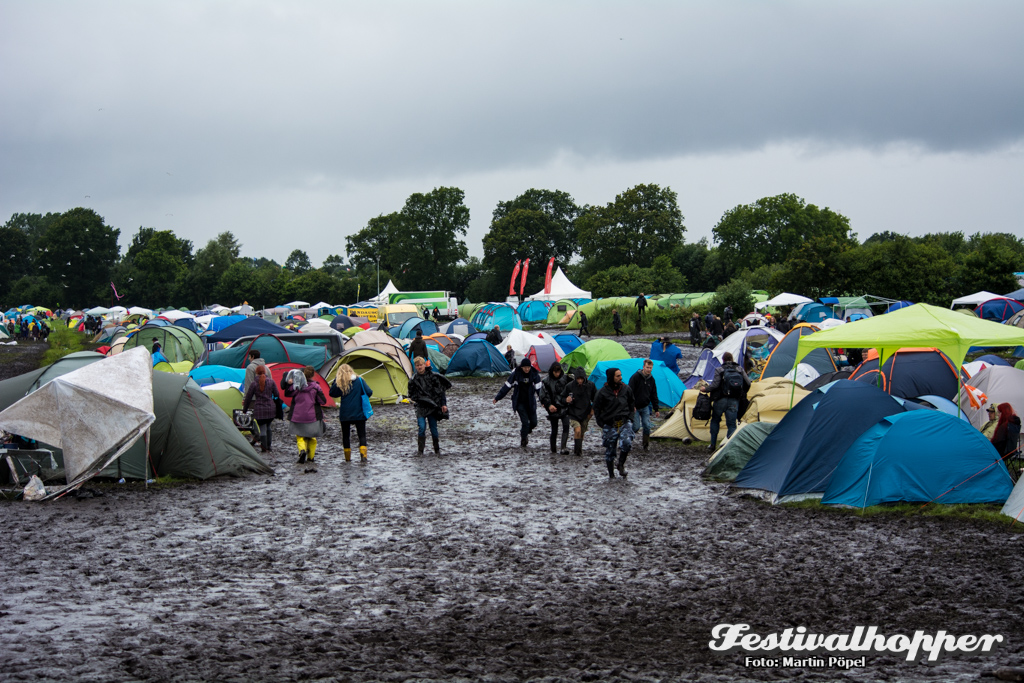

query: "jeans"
(709, 397), (739, 447)
(632, 404), (654, 436)
(516, 403), (538, 440)
(602, 421), (634, 466)
(340, 420), (367, 448)
(417, 416), (439, 438)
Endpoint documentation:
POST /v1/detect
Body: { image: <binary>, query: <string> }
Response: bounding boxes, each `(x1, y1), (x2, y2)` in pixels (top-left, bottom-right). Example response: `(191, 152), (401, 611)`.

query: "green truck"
(387, 291), (459, 319)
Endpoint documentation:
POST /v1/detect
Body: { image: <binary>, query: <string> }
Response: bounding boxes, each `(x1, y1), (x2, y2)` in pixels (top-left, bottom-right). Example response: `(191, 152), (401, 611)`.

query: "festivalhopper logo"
(709, 624), (1004, 666)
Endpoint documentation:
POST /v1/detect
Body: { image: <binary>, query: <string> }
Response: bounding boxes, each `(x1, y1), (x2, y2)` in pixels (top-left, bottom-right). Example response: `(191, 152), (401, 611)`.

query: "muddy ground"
(1, 334), (1023, 682)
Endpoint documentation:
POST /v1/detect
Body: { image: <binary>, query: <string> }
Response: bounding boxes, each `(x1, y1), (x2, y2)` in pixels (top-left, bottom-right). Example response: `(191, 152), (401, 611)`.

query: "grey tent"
(703, 422), (776, 482)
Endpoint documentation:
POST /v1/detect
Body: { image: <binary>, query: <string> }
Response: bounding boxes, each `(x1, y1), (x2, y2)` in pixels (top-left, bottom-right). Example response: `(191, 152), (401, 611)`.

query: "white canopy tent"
(754, 293), (813, 310)
(371, 280), (400, 305)
(158, 310), (195, 321)
(951, 291), (1000, 308)
(528, 267), (591, 301)
(283, 300), (311, 308)
(85, 306), (112, 316)
(0, 348), (155, 497)
(128, 306), (153, 316)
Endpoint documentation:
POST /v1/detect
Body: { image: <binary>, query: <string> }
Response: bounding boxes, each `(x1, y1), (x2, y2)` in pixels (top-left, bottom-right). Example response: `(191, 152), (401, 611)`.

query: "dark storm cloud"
(1, 0), (1021, 206)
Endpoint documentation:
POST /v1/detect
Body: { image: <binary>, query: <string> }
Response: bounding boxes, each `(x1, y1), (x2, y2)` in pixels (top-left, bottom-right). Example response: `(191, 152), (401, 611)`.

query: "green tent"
(703, 422), (775, 481)
(205, 334), (330, 369)
(560, 339), (630, 376)
(426, 346), (450, 373)
(796, 303), (1024, 372)
(0, 362), (271, 480)
(122, 325), (205, 363)
(546, 299), (581, 324)
(337, 347), (409, 404)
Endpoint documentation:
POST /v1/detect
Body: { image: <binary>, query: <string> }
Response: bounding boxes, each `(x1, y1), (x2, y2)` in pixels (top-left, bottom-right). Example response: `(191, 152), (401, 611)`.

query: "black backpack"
(692, 392), (713, 421)
(721, 365), (745, 399)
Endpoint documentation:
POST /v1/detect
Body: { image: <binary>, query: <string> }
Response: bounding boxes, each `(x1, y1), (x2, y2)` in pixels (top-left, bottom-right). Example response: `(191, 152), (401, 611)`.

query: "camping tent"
(527, 345), (561, 372)
(205, 315), (248, 333)
(518, 300), (553, 322)
(849, 348), (963, 399)
(755, 293), (813, 311)
(683, 348), (720, 389)
(441, 318), (478, 337)
(398, 317), (439, 339)
(975, 297), (1024, 323)
(189, 364), (246, 387)
(795, 303), (1024, 379)
(528, 267), (591, 301)
(335, 347), (410, 403)
(121, 325), (206, 364)
(342, 330), (414, 378)
(500, 329), (565, 358)
(957, 365), (1024, 428)
(0, 348), (155, 493)
(204, 334), (330, 370)
(951, 291), (1000, 308)
(822, 411), (1014, 507)
(553, 334), (584, 354)
(760, 324), (837, 380)
(472, 303), (522, 333)
(885, 301), (914, 314)
(794, 303), (835, 324)
(205, 317), (287, 343)
(546, 299), (583, 324)
(704, 422), (775, 482)
(731, 380), (923, 502)
(588, 359), (683, 410)
(265, 362), (336, 407)
(712, 327), (784, 367)
(446, 339), (511, 378)
(559, 339), (630, 377)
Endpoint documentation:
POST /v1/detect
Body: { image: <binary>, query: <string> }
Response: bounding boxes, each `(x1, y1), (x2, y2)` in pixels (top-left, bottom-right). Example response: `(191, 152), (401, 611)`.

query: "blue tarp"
(189, 365), (247, 386)
(822, 410), (1014, 507)
(205, 315), (247, 333)
(651, 340), (684, 375)
(733, 380), (922, 500)
(446, 339), (511, 378)
(205, 317), (287, 343)
(588, 359), (683, 410)
(553, 334), (583, 354)
(518, 300), (553, 323)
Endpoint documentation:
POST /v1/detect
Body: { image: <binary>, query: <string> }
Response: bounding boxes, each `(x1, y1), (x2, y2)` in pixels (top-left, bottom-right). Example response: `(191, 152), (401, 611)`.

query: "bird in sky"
(84, 195), (91, 199)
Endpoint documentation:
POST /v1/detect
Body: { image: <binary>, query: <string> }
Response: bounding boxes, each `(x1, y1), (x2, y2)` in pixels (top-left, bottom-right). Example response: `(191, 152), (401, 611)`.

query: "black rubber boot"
(521, 435), (529, 449)
(432, 436), (440, 455)
(560, 430), (569, 454)
(642, 433), (650, 451)
(617, 457), (628, 478)
(606, 461), (616, 478)
(417, 436), (425, 455)
(549, 434), (557, 453)
(574, 439), (583, 457)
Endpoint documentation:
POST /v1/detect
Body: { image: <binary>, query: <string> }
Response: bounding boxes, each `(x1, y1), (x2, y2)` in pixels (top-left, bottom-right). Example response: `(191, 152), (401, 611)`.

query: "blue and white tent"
(588, 358), (683, 410)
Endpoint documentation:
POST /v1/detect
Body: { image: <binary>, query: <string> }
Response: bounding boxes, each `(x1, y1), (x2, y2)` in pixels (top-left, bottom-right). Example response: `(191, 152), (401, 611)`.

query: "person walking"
(628, 359), (660, 451)
(705, 352), (750, 452)
(688, 313), (703, 348)
(723, 304), (734, 324)
(562, 366), (596, 457)
(243, 350), (266, 394)
(409, 329), (428, 361)
(486, 325), (503, 346)
(594, 368), (635, 479)
(634, 293), (648, 333)
(409, 356), (451, 455)
(504, 344), (516, 370)
(711, 315), (725, 339)
(578, 311), (590, 337)
(432, 306), (441, 321)
(329, 363), (373, 462)
(612, 309), (623, 336)
(494, 358), (543, 448)
(242, 364), (281, 453)
(540, 362), (572, 454)
(283, 366), (327, 468)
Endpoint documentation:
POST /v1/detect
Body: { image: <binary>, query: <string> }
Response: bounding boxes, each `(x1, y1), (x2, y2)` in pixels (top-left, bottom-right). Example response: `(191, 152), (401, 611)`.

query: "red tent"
(266, 362), (336, 408)
(526, 344), (562, 372)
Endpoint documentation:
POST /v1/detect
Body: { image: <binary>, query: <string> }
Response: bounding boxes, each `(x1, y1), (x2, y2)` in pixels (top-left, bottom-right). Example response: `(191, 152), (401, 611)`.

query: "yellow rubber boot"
(295, 437), (307, 463)
(344, 448), (351, 461)
(307, 438), (317, 462)
(359, 445), (367, 461)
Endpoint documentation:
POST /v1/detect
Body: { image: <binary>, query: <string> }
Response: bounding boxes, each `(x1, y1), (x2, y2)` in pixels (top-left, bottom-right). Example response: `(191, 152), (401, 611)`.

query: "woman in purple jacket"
(284, 366), (327, 467)
(242, 364), (280, 453)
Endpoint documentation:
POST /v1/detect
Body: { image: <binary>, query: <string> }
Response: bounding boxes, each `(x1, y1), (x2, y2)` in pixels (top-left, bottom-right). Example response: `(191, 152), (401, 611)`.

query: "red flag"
(509, 260), (522, 297)
(519, 258), (530, 296)
(544, 258), (555, 294)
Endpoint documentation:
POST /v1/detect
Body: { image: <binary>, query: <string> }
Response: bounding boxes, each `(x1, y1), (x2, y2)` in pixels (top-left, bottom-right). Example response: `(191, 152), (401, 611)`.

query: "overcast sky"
(2, 1), (1022, 265)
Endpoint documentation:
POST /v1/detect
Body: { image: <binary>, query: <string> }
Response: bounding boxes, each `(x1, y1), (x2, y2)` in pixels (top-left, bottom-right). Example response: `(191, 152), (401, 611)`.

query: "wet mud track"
(2, 353), (1024, 681)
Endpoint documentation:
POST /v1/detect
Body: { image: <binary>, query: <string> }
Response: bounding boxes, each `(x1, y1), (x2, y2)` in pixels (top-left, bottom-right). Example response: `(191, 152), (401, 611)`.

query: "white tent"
(298, 319), (342, 335)
(951, 291), (1000, 308)
(754, 293), (813, 310)
(371, 280), (400, 305)
(158, 309), (195, 321)
(499, 329), (565, 358)
(310, 301), (333, 310)
(85, 306), (112, 315)
(1002, 478), (1024, 522)
(128, 306), (153, 316)
(528, 267), (591, 301)
(0, 348), (155, 495)
(957, 365), (1024, 429)
(283, 300), (310, 308)
(231, 304), (255, 315)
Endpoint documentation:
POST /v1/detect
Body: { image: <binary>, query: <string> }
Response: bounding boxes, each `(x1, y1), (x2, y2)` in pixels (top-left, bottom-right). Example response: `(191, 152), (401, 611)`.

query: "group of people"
(491, 358), (663, 478)
(5, 316), (51, 341)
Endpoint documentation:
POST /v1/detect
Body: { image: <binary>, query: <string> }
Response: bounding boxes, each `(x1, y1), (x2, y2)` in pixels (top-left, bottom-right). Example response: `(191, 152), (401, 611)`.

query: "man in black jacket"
(486, 325), (503, 346)
(594, 368), (635, 478)
(494, 358), (544, 448)
(540, 362), (572, 454)
(688, 312), (703, 348)
(628, 360), (661, 451)
(612, 309), (623, 336)
(562, 366), (596, 457)
(634, 293), (648, 333)
(578, 311), (590, 336)
(705, 351), (750, 451)
(409, 329), (428, 361)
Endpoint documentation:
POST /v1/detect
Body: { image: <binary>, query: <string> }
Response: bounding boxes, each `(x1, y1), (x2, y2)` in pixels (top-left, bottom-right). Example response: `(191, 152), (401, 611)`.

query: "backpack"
(722, 365), (745, 399)
(692, 392), (713, 421)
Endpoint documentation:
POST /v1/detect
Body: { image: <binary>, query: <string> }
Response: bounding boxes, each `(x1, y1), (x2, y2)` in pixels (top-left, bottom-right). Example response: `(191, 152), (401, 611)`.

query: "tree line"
(3, 187), (1022, 311)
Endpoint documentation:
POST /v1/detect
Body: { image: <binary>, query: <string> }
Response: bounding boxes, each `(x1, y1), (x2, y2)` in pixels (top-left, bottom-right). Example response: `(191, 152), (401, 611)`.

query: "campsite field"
(2, 335), (1023, 682)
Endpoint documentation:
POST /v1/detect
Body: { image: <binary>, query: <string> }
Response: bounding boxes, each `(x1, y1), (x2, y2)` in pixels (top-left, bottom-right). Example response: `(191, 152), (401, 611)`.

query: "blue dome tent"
(885, 301), (914, 314)
(442, 318), (478, 337)
(397, 317), (438, 339)
(205, 316), (287, 343)
(588, 359), (683, 410)
(471, 303), (522, 333)
(553, 334), (583, 354)
(518, 300), (554, 323)
(445, 339), (511, 378)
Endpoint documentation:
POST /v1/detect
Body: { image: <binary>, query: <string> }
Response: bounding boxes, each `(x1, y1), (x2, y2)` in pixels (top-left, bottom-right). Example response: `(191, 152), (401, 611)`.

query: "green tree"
(844, 237), (958, 304)
(3, 212), (59, 254)
(284, 249), (312, 274)
(483, 209), (565, 297)
(321, 254), (347, 275)
(712, 194), (853, 278)
(585, 256), (685, 298)
(131, 230), (189, 307)
(771, 232), (858, 298)
(394, 187), (470, 289)
(670, 240), (710, 291)
(0, 224), (31, 301)
(36, 207), (120, 306)
(959, 233), (1024, 295)
(707, 276), (755, 318)
(181, 236), (235, 308)
(346, 213), (404, 276)
(576, 184), (686, 272)
(287, 270), (344, 305)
